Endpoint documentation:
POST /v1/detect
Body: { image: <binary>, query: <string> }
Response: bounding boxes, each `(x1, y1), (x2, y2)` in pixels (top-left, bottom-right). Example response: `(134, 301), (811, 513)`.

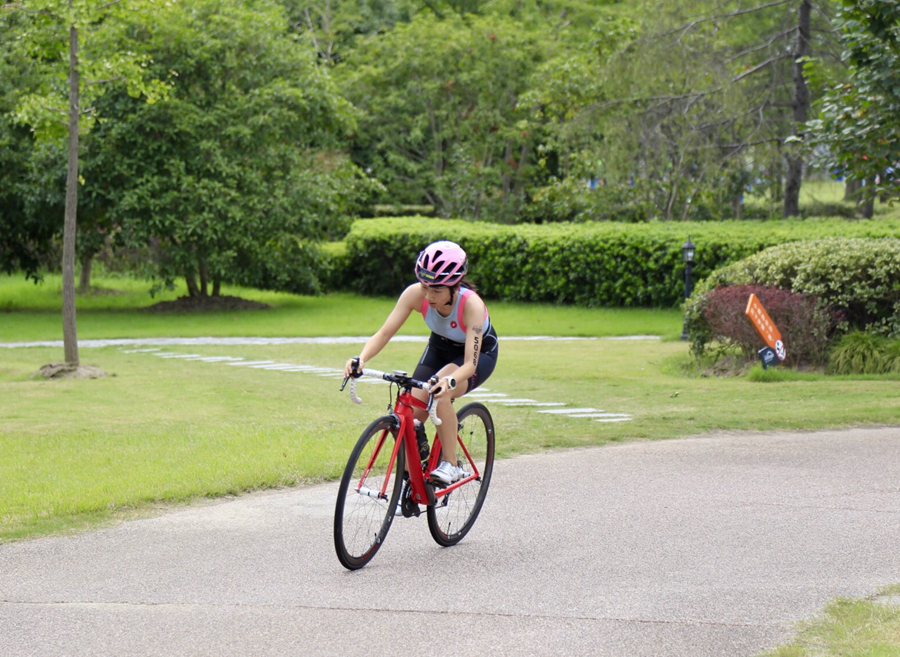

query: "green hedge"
(336, 218), (900, 307)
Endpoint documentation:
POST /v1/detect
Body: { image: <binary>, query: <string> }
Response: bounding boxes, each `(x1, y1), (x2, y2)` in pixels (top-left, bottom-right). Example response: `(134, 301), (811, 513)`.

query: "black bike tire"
(334, 415), (406, 570)
(426, 402), (495, 547)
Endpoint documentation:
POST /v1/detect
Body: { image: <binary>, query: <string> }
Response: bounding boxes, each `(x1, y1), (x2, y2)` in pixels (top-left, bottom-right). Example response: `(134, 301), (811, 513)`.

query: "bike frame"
(363, 387), (482, 509)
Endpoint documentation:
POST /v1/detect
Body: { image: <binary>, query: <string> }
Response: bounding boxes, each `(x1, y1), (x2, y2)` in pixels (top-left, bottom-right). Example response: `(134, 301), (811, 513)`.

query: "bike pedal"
(400, 498), (421, 518)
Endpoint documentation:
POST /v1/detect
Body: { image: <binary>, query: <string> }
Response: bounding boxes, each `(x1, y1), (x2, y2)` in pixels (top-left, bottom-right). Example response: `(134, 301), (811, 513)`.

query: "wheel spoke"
(427, 403), (494, 547)
(334, 418), (404, 569)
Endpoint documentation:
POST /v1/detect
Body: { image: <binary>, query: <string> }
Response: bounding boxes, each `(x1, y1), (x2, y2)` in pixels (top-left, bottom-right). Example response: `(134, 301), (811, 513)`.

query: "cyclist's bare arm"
(343, 284), (422, 378)
(432, 292), (485, 398)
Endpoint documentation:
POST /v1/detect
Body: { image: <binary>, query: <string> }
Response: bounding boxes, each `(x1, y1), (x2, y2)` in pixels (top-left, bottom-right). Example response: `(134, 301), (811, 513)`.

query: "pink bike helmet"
(415, 241), (468, 286)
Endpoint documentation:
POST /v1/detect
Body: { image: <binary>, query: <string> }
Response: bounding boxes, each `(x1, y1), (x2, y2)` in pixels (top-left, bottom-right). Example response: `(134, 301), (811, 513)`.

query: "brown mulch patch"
(36, 363), (110, 379)
(700, 354), (755, 378)
(144, 295), (272, 313)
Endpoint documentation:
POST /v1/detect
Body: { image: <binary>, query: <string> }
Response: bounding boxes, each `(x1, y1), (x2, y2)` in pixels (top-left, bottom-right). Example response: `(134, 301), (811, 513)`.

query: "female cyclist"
(343, 240), (499, 484)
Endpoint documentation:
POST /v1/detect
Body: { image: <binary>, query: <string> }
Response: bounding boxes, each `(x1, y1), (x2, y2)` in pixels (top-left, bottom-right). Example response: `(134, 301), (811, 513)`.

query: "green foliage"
(522, 174), (648, 223)
(9, 0), (170, 141)
(807, 0), (900, 203)
(596, 0), (840, 220)
(0, 11), (58, 279)
(337, 12), (547, 221)
(339, 217), (900, 306)
(685, 238), (900, 359)
(81, 0), (370, 296)
(828, 331), (888, 375)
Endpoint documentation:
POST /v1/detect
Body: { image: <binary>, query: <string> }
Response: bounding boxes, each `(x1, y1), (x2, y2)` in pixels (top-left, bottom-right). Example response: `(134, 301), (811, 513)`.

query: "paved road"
(1, 426), (899, 657)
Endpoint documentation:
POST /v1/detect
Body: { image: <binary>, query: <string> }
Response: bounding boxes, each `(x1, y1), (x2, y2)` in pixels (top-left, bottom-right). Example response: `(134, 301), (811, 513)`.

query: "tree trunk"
(845, 178), (861, 201)
(861, 180), (875, 218)
(62, 17), (80, 366)
(199, 260), (209, 297)
(767, 162), (783, 204)
(212, 278), (221, 297)
(185, 271), (200, 297)
(77, 254), (92, 294)
(732, 194), (742, 220)
(783, 0), (811, 218)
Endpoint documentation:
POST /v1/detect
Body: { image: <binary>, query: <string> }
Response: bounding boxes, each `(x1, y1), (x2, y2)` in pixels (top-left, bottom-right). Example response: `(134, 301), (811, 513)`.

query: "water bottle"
(414, 419), (430, 461)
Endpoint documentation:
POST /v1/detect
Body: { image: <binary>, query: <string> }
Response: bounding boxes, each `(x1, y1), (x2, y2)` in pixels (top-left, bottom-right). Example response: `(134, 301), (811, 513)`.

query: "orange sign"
(745, 294), (785, 360)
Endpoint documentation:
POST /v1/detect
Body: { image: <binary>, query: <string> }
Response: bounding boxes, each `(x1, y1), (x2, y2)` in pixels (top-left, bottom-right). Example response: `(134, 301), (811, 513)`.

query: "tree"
(89, 0), (361, 298)
(281, 0), (419, 65)
(595, 0), (839, 219)
(338, 12), (550, 221)
(0, 11), (57, 280)
(808, 0), (900, 211)
(4, 0), (166, 367)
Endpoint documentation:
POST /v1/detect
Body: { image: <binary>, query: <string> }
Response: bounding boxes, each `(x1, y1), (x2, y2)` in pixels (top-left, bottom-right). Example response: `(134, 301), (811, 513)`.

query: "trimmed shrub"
(698, 285), (840, 366)
(685, 238), (900, 358)
(339, 218), (900, 307)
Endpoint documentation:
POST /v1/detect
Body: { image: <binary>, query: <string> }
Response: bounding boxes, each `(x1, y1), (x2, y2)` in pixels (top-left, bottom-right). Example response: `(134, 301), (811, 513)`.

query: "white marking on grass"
(117, 346), (636, 426)
(566, 413), (632, 419)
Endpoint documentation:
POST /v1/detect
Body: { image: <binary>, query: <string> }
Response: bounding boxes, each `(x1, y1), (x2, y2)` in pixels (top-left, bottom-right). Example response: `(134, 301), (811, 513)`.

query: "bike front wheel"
(427, 402), (495, 547)
(334, 415), (406, 570)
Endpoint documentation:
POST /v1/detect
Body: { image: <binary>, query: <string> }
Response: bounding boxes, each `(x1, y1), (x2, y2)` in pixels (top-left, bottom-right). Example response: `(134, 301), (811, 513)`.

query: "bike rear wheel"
(334, 416), (406, 570)
(427, 402), (495, 547)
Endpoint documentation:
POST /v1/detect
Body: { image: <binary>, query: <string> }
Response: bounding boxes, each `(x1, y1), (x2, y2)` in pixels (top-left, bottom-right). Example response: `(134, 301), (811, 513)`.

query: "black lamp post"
(680, 237), (696, 341)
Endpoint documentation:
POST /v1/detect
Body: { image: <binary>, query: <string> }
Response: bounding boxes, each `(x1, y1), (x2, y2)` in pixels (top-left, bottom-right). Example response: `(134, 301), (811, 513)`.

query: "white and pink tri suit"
(412, 287), (499, 391)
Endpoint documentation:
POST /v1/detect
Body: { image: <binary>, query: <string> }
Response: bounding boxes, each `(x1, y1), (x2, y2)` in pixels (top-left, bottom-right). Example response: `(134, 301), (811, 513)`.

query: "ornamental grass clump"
(828, 331), (900, 375)
(828, 331), (887, 375)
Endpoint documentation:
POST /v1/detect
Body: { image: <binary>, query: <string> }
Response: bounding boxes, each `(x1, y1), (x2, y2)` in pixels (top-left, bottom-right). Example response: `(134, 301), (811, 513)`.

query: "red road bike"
(335, 364), (495, 570)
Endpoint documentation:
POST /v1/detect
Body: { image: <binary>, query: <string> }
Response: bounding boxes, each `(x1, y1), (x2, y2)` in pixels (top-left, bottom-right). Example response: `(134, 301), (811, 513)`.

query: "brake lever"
(340, 357), (361, 391)
(425, 375), (442, 426)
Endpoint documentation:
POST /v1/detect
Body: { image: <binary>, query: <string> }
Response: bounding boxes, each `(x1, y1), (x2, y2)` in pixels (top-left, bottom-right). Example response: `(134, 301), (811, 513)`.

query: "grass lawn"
(760, 585), (900, 657)
(0, 274), (680, 341)
(3, 331), (900, 541)
(744, 178), (900, 218)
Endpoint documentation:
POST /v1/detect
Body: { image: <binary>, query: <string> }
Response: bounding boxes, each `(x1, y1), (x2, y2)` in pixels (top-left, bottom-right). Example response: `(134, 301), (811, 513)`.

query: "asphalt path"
(1, 426), (899, 657)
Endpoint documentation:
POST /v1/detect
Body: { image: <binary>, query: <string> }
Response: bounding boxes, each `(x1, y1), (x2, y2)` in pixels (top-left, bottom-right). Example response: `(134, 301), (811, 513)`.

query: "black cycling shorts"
(412, 327), (498, 393)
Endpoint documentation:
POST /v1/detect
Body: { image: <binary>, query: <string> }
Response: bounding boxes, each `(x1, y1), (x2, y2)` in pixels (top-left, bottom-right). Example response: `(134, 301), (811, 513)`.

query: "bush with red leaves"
(699, 285), (841, 366)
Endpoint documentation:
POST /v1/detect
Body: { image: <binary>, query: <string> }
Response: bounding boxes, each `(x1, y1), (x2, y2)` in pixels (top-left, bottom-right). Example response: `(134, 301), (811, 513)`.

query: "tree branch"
(727, 27), (795, 63)
(649, 0), (793, 41)
(2, 2), (57, 16)
(731, 53), (793, 82)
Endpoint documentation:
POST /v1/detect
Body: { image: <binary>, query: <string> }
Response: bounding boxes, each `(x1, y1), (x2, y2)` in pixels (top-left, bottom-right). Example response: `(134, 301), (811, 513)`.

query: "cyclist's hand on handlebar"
(430, 377), (451, 399)
(343, 356), (364, 380)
